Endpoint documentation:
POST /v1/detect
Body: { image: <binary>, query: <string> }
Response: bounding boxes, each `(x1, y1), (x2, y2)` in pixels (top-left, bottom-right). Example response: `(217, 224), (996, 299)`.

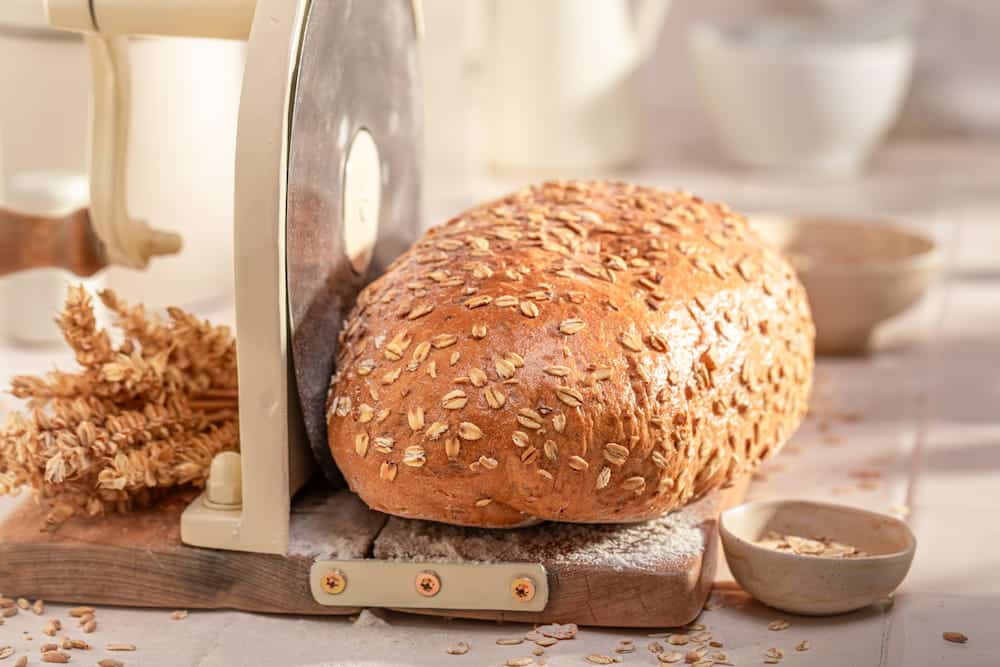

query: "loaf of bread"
(327, 181), (814, 527)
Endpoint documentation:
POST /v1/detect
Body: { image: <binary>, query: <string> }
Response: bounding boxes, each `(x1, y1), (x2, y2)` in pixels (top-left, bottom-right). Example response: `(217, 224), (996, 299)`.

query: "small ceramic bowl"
(720, 499), (916, 615)
(751, 215), (942, 356)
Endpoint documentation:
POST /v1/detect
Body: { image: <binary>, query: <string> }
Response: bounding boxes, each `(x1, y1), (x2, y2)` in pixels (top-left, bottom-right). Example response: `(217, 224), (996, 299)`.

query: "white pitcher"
(482, 0), (670, 171)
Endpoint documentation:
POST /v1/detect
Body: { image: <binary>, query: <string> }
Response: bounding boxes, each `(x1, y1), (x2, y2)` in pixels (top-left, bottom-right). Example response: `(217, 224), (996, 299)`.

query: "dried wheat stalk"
(0, 286), (239, 524)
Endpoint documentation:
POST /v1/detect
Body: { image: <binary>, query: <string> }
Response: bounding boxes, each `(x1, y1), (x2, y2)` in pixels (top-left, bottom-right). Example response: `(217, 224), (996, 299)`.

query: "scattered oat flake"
(497, 637), (524, 645)
(795, 640), (810, 651)
(684, 648), (707, 663)
(14, 656), (27, 667)
(446, 641), (470, 655)
(538, 623), (578, 639)
(585, 654), (618, 665)
(41, 652), (70, 664)
(170, 609), (188, 620)
(658, 651), (683, 663)
(534, 637), (558, 647)
(505, 658), (534, 667)
(614, 640), (635, 654)
(768, 619), (791, 631)
(69, 606), (95, 617)
(0, 646), (13, 659)
(106, 644), (136, 652)
(98, 661), (125, 667)
(943, 631), (968, 644)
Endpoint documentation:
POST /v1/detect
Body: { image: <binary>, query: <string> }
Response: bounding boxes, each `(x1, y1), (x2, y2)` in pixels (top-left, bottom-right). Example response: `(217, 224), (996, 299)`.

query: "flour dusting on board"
(375, 492), (718, 572)
(288, 488), (387, 559)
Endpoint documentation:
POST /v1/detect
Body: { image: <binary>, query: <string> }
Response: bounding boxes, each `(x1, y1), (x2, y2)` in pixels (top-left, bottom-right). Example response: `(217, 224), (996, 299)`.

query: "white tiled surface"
(1, 138), (999, 665)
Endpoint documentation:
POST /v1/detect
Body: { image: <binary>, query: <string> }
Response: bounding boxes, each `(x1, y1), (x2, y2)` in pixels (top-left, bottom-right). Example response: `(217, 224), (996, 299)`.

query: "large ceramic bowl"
(752, 215), (941, 356)
(720, 499), (916, 615)
(689, 19), (914, 173)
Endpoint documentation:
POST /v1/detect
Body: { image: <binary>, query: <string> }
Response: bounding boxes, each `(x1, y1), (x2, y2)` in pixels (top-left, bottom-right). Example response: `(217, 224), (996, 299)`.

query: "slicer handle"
(0, 207), (104, 278)
(43, 0), (258, 268)
(86, 33), (182, 268)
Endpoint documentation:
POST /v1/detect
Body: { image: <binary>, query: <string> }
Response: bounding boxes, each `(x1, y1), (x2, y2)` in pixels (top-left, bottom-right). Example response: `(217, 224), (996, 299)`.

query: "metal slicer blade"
(286, 0), (422, 484)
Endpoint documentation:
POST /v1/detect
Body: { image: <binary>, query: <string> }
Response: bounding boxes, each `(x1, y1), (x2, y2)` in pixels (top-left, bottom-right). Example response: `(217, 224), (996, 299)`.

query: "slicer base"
(0, 479), (746, 627)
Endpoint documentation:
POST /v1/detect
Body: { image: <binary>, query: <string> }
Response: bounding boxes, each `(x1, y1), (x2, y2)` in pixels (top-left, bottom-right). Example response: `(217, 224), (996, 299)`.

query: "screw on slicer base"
(414, 571), (441, 597)
(511, 576), (536, 602)
(321, 570), (347, 595)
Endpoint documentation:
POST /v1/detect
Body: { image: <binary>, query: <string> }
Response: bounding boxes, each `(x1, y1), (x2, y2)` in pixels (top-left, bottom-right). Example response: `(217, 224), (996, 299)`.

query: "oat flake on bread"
(327, 180), (814, 527)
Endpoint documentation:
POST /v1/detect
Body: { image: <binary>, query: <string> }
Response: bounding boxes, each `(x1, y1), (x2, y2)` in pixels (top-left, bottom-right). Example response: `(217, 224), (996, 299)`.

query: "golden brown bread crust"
(327, 181), (814, 527)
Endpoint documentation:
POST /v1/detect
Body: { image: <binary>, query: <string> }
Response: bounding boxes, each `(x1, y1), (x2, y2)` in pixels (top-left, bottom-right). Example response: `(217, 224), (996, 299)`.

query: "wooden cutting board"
(0, 477), (747, 628)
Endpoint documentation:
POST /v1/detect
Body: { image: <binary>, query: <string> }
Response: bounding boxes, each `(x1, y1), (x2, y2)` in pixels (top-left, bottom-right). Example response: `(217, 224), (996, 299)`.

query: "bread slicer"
(8, 0), (549, 614)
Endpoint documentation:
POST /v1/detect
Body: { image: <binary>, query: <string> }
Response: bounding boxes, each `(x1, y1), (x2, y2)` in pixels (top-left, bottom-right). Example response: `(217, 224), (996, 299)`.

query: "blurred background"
(0, 0), (997, 342)
(424, 0), (1000, 197)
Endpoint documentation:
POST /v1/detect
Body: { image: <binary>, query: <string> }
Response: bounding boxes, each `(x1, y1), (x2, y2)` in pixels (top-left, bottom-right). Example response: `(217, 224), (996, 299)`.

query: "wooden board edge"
(0, 540), (361, 616)
(0, 477), (750, 625)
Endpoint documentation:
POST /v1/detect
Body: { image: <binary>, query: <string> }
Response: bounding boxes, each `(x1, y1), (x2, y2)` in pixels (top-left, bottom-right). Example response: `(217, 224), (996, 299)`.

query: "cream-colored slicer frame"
(48, 0), (256, 39)
(40, 0), (427, 560)
(181, 0), (313, 554)
(42, 0), (308, 554)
